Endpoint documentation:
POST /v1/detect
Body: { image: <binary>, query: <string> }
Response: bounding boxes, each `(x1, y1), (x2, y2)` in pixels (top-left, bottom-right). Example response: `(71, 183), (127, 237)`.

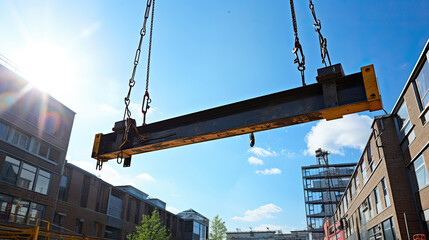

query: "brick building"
(55, 163), (194, 240)
(333, 40), (429, 239)
(0, 61), (75, 224)
(0, 60), (209, 239)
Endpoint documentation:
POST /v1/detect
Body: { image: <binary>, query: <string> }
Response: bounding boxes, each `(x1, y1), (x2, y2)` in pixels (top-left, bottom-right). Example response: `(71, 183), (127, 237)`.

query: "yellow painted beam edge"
(361, 65), (383, 111)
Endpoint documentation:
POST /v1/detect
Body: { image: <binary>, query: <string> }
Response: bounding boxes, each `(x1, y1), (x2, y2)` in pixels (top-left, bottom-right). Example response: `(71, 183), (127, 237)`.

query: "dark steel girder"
(92, 65), (382, 164)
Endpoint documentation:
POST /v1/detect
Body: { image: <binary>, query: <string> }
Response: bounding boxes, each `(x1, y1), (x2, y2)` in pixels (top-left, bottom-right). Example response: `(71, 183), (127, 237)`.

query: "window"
(416, 59), (429, 107)
(80, 176), (91, 208)
(107, 195), (123, 219)
(58, 176), (69, 201)
(10, 199), (30, 223)
(361, 161), (368, 184)
(75, 218), (83, 234)
(1, 156), (20, 184)
(367, 144), (374, 172)
(374, 187), (382, 214)
(17, 163), (36, 190)
(412, 156), (429, 190)
(395, 101), (415, 150)
(48, 147), (61, 162)
(423, 209), (429, 231)
(381, 178), (391, 207)
(28, 202), (45, 225)
(355, 175), (359, 189)
(0, 122), (7, 139)
(34, 170), (51, 195)
(382, 218), (397, 240)
(368, 195), (374, 218)
(193, 221), (200, 234)
(1, 157), (51, 195)
(0, 193), (13, 212)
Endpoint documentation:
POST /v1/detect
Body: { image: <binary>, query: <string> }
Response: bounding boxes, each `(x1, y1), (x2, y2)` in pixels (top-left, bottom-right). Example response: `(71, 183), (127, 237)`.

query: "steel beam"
(92, 65), (382, 164)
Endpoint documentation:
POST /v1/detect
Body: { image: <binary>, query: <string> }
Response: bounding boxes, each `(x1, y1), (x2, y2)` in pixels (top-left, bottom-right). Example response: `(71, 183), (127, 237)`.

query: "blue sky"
(1, 0), (428, 233)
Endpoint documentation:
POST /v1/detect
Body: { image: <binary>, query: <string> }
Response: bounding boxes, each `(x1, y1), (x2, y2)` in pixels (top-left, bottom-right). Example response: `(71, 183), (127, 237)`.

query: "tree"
(209, 215), (227, 240)
(127, 210), (171, 240)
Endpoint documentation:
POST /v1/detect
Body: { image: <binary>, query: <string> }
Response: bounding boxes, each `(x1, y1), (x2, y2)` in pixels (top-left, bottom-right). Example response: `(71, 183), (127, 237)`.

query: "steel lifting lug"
(249, 132), (255, 147)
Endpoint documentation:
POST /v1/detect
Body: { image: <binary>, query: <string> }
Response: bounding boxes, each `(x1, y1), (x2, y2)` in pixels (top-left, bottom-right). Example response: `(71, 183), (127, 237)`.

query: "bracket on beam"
(92, 64), (382, 165)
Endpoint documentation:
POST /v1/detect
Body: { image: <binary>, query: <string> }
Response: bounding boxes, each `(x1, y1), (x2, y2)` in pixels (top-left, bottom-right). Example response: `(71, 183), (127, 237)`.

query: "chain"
(123, 0), (154, 120)
(290, 0), (306, 86)
(142, 0), (156, 125)
(309, 0), (331, 67)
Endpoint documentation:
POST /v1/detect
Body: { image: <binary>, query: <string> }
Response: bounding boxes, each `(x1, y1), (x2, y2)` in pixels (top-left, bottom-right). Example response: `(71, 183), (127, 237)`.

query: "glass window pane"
(413, 156), (429, 190)
(10, 199), (29, 223)
(0, 122), (7, 139)
(38, 142), (49, 158)
(1, 156), (20, 185)
(28, 203), (45, 225)
(17, 164), (36, 190)
(416, 60), (429, 107)
(34, 171), (51, 195)
(48, 148), (61, 162)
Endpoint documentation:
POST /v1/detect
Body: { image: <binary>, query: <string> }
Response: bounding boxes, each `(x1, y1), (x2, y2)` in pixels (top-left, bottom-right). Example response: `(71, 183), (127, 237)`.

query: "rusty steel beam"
(92, 65), (382, 166)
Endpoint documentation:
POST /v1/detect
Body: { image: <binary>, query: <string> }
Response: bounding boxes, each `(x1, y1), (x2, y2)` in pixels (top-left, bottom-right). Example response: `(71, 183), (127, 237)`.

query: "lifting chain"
(123, 0), (155, 122)
(142, 0), (156, 125)
(309, 0), (331, 67)
(289, 0), (306, 86)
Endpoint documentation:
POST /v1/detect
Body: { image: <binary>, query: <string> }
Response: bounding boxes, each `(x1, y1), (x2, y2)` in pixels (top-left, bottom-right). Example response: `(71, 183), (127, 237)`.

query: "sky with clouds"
(0, 0), (428, 233)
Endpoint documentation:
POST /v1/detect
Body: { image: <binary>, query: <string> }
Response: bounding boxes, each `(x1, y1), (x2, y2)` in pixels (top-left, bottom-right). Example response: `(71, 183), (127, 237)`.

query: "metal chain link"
(309, 0), (331, 67)
(123, 0), (154, 120)
(290, 0), (306, 86)
(142, 0), (156, 125)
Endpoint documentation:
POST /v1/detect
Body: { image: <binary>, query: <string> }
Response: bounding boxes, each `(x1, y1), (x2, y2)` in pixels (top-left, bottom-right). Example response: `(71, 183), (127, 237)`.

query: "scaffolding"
(0, 211), (106, 240)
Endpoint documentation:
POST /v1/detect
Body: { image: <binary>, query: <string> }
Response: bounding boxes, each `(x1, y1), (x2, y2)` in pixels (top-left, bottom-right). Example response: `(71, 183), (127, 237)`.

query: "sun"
(13, 42), (78, 98)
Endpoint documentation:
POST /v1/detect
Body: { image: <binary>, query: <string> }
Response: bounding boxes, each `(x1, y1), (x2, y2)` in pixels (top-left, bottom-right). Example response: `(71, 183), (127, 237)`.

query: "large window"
(381, 178), (391, 207)
(374, 187), (382, 214)
(361, 161), (368, 184)
(412, 156), (429, 190)
(0, 156), (20, 184)
(0, 156), (51, 195)
(58, 176), (69, 201)
(0, 122), (63, 163)
(17, 163), (36, 190)
(107, 195), (123, 219)
(382, 218), (397, 240)
(416, 59), (429, 107)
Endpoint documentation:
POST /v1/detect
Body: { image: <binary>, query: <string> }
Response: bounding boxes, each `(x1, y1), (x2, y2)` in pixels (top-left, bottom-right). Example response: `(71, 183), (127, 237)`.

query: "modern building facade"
(302, 151), (356, 240)
(177, 209), (209, 240)
(0, 61), (75, 225)
(333, 39), (429, 240)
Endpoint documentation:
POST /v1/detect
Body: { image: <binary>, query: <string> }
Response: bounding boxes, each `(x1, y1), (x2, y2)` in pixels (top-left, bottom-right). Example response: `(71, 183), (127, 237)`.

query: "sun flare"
(13, 42), (77, 97)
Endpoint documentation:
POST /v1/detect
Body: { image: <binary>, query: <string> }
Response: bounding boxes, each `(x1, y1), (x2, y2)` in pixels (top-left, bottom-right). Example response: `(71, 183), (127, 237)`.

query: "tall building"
(333, 39), (429, 240)
(0, 61), (75, 224)
(177, 209), (209, 240)
(302, 150), (356, 240)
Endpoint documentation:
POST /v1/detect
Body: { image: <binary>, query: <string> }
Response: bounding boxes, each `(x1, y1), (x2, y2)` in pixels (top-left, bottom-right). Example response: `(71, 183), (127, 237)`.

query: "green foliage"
(209, 215), (227, 240)
(127, 210), (171, 240)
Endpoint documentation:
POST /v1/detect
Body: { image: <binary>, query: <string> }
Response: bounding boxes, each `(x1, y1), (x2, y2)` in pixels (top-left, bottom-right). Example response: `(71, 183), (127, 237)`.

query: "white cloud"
(136, 173), (156, 182)
(232, 204), (282, 222)
(248, 156), (264, 165)
(81, 21), (101, 37)
(305, 114), (372, 156)
(166, 206), (180, 214)
(281, 149), (297, 158)
(255, 168), (281, 175)
(248, 147), (278, 157)
(100, 104), (122, 115)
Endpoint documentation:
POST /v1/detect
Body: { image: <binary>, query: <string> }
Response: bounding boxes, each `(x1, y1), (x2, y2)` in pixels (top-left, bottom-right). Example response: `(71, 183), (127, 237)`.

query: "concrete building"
(302, 151), (356, 240)
(333, 40), (429, 239)
(227, 230), (308, 240)
(0, 60), (75, 224)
